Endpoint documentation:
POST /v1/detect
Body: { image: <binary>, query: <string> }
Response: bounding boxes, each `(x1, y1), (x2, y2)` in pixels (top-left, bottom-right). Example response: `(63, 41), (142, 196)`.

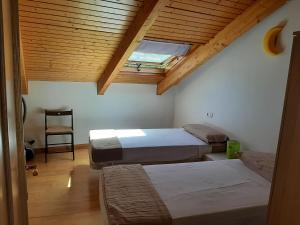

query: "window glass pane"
(135, 40), (191, 56)
(128, 52), (171, 63)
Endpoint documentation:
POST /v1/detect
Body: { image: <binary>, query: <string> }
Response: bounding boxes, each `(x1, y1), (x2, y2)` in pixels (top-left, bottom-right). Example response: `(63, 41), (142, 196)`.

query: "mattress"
(89, 128), (210, 168)
(144, 159), (271, 225)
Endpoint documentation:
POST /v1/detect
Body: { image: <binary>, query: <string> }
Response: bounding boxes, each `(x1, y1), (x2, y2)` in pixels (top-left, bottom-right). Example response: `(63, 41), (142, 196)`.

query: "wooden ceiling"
(19, 0), (143, 82)
(147, 0), (252, 45)
(19, 0), (287, 94)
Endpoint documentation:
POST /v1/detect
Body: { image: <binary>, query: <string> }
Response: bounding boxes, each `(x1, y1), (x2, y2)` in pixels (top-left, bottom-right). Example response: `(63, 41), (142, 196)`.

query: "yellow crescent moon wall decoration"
(263, 26), (284, 56)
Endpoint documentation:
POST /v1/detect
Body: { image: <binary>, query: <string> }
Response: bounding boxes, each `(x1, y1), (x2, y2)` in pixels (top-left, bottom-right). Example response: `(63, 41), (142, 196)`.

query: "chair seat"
(46, 126), (73, 135)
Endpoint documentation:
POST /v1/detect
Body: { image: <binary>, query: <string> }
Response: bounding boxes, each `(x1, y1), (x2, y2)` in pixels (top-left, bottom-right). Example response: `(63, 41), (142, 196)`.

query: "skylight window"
(129, 52), (172, 63)
(125, 40), (191, 71)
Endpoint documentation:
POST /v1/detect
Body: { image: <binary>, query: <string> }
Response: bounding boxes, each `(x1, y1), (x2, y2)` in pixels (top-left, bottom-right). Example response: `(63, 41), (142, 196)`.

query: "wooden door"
(0, 110), (9, 223)
(0, 1), (12, 224)
(267, 32), (300, 225)
(0, 0), (28, 224)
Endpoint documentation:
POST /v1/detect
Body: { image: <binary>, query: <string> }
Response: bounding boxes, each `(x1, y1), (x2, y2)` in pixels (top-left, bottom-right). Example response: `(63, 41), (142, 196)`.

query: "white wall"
(24, 81), (174, 147)
(173, 1), (300, 153)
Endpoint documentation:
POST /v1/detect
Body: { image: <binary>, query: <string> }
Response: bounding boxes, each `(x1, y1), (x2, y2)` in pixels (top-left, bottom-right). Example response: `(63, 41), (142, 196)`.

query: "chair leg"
(45, 135), (48, 163)
(71, 133), (75, 160)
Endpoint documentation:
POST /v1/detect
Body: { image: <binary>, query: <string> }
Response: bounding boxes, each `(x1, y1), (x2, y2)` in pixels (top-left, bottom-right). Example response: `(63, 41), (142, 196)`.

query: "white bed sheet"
(90, 128), (206, 148)
(144, 160), (271, 225)
(89, 128), (210, 165)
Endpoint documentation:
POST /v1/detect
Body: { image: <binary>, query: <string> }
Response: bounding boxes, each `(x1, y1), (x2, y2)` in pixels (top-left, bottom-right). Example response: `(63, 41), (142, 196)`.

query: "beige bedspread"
(101, 164), (171, 225)
(145, 160), (271, 225)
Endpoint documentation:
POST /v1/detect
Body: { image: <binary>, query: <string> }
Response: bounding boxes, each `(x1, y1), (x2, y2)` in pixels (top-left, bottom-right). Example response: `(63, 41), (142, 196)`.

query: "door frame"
(0, 0), (15, 223)
(0, 0), (28, 224)
(9, 0), (29, 223)
(267, 32), (300, 224)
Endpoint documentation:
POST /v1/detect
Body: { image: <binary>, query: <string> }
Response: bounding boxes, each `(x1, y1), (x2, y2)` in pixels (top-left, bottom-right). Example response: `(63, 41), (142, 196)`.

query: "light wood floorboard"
(26, 148), (102, 225)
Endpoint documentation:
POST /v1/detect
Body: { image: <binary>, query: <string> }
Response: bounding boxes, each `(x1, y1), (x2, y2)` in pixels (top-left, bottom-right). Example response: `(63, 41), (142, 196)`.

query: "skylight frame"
(125, 55), (181, 71)
(125, 40), (192, 72)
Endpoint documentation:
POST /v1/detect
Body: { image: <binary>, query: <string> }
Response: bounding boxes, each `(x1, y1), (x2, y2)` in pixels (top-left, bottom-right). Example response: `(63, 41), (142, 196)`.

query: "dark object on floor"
(24, 139), (35, 161)
(25, 146), (34, 161)
(44, 109), (75, 163)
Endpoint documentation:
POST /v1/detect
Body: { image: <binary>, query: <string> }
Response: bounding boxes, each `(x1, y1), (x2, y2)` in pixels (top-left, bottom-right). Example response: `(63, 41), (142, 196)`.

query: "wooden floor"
(26, 148), (103, 225)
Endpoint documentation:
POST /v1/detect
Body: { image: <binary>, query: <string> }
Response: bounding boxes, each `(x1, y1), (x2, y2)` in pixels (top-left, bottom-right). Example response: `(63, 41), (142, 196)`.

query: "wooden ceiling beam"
(113, 71), (165, 84)
(97, 0), (169, 95)
(157, 0), (287, 95)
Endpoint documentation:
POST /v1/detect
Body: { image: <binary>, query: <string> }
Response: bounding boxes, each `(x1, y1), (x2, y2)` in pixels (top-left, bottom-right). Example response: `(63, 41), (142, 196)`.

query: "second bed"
(99, 151), (275, 225)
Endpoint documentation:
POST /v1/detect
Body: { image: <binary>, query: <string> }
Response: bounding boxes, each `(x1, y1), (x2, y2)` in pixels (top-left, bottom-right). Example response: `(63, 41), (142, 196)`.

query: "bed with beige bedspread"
(100, 154), (273, 225)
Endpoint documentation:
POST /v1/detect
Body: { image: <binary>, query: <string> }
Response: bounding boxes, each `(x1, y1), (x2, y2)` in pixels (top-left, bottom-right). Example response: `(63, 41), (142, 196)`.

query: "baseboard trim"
(34, 143), (89, 153)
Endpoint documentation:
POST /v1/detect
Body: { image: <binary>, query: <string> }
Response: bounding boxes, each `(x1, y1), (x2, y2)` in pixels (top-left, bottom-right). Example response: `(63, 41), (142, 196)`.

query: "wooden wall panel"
(267, 33), (300, 225)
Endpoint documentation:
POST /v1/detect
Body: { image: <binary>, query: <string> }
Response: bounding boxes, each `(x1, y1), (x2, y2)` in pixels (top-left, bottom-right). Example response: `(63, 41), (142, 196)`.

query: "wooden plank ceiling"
(147, 0), (253, 45)
(19, 0), (144, 82)
(19, 0), (286, 94)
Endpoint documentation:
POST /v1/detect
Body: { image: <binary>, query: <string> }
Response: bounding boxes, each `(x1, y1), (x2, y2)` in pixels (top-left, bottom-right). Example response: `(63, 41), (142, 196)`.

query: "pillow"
(183, 124), (229, 143)
(240, 150), (276, 182)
